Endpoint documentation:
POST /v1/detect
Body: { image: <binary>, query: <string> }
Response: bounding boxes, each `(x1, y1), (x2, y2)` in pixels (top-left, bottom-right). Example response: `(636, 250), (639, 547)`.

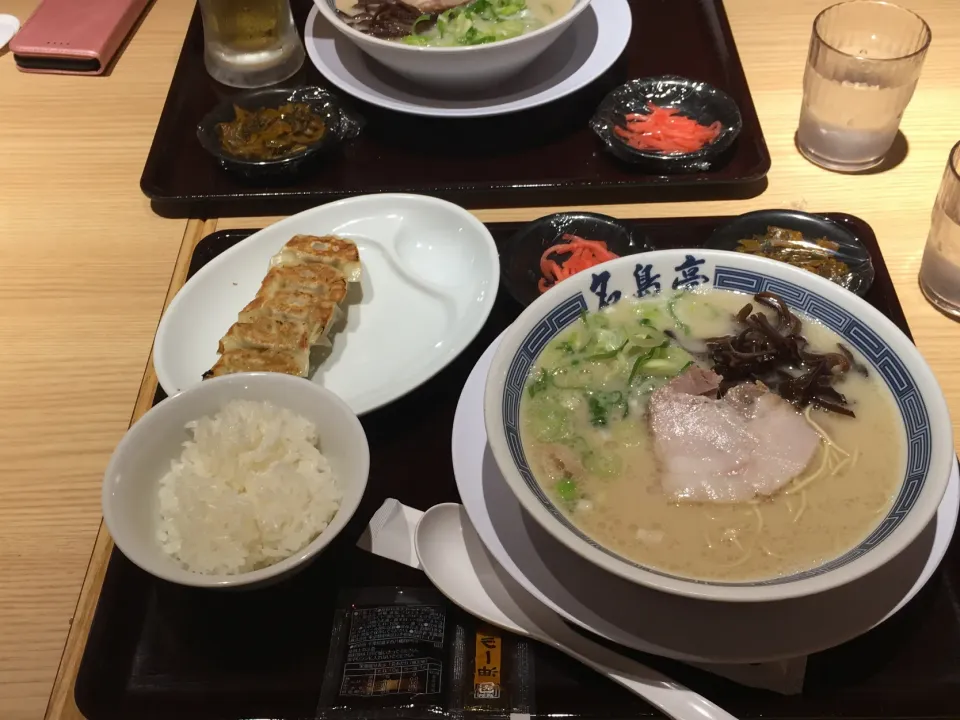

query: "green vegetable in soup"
(587, 340), (628, 361)
(587, 391), (628, 427)
(627, 346), (661, 386)
(527, 400), (571, 443)
(521, 293), (698, 492)
(556, 476), (579, 502)
(528, 368), (551, 397)
(667, 294), (690, 335)
(584, 451), (622, 477)
(401, 0), (540, 47)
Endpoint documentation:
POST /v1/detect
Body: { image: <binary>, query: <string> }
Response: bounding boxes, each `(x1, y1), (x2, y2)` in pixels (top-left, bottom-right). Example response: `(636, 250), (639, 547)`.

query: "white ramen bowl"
(483, 249), (953, 602)
(314, 0), (593, 90)
(102, 373), (370, 589)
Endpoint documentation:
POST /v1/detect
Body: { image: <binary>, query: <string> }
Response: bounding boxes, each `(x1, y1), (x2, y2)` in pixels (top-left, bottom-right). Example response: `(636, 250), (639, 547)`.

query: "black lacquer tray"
(140, 0), (771, 218)
(74, 214), (960, 720)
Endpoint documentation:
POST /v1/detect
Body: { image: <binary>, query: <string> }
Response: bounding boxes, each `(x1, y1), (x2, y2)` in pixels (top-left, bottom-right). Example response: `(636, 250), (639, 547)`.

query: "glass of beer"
(199, 0), (305, 88)
(796, 1), (931, 172)
(919, 141), (960, 320)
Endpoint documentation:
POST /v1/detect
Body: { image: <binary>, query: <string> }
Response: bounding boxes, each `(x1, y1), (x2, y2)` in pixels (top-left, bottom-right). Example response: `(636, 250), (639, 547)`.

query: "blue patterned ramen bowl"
(483, 249), (952, 602)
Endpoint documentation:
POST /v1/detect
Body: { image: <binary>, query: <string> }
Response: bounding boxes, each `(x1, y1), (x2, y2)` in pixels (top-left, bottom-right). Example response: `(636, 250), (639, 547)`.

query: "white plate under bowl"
(453, 333), (960, 664)
(303, 0), (632, 118)
(154, 194), (499, 415)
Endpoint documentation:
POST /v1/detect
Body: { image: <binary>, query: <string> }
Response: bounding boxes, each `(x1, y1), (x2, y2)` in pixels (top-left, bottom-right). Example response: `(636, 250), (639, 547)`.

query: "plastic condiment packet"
(317, 586), (535, 720)
(359, 499), (807, 695)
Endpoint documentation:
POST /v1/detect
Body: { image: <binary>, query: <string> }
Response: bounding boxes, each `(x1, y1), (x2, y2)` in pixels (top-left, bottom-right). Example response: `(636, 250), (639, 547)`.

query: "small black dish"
(590, 75), (742, 173)
(196, 86), (363, 182)
(706, 209), (875, 297)
(501, 212), (654, 307)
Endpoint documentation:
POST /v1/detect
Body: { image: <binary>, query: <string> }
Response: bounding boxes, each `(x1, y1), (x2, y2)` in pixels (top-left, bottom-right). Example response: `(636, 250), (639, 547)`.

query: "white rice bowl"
(104, 373), (369, 589)
(157, 400), (342, 575)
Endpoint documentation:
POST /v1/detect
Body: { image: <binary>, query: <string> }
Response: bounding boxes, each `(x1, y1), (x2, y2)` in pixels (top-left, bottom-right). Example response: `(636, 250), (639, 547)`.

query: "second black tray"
(140, 0), (770, 218)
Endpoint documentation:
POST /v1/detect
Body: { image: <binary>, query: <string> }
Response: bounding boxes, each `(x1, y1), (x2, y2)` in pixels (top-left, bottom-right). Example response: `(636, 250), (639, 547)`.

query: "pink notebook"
(11, 0), (152, 75)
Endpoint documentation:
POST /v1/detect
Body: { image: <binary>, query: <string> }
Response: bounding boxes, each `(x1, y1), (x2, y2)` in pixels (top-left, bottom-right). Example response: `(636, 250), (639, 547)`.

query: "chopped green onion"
(667, 294), (690, 336)
(412, 13), (432, 32)
(587, 395), (608, 426)
(527, 368), (550, 397)
(627, 322), (668, 348)
(587, 339), (628, 361)
(627, 346), (659, 386)
(643, 359), (676, 372)
(556, 477), (578, 502)
(584, 451), (622, 477)
(587, 391), (628, 426)
(550, 367), (588, 390)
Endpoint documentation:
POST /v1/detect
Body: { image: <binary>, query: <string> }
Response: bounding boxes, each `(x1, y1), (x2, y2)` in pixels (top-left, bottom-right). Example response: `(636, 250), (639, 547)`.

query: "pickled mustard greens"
(735, 226), (851, 284)
(217, 103), (326, 160)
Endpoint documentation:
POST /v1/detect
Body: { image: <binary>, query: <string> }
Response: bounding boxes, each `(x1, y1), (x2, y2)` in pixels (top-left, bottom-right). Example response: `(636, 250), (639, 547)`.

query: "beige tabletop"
(1, 0), (958, 717)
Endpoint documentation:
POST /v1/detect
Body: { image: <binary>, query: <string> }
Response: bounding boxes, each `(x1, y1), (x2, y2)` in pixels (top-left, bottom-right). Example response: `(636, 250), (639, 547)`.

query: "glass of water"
(198, 0), (305, 89)
(919, 141), (960, 320)
(796, 0), (931, 172)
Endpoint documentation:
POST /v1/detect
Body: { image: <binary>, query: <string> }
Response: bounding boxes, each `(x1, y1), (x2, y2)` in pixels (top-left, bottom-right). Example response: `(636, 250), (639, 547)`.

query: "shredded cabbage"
(401, 0), (540, 47)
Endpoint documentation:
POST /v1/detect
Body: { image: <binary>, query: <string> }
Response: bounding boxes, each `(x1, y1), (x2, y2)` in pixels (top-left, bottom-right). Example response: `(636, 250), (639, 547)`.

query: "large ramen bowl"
(314, 0), (593, 90)
(483, 249), (953, 602)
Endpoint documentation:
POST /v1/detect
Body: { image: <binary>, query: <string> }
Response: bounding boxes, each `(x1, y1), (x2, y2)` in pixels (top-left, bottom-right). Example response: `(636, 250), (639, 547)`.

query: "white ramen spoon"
(415, 503), (739, 720)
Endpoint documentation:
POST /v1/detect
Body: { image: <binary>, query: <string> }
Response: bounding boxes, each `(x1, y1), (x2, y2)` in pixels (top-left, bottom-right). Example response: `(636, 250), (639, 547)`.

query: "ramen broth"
(519, 289), (903, 582)
(516, 0), (574, 23)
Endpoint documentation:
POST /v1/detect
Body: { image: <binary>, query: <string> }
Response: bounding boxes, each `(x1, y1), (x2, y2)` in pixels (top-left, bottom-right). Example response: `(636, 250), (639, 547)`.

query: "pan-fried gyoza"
(204, 235), (361, 380)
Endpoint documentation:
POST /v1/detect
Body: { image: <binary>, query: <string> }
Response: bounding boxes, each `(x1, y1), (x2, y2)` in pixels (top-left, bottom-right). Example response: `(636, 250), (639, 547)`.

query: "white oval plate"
(453, 333), (960, 664)
(154, 194), (499, 415)
(303, 0), (632, 118)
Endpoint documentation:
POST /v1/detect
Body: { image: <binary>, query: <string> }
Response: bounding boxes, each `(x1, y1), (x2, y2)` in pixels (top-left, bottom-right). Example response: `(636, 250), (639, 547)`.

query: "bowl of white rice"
(102, 373), (369, 588)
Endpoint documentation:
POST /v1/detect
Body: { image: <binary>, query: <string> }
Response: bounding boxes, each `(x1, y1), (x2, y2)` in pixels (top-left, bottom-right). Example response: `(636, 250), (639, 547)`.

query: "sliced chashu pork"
(648, 368), (820, 503)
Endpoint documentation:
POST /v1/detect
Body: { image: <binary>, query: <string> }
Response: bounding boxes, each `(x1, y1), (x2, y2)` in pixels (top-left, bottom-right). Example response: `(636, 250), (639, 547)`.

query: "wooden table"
(0, 0), (957, 717)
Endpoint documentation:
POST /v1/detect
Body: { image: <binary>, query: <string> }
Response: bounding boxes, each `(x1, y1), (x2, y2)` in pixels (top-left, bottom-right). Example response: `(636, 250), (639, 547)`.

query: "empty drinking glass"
(796, 0), (931, 172)
(199, 0), (305, 89)
(919, 141), (960, 320)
